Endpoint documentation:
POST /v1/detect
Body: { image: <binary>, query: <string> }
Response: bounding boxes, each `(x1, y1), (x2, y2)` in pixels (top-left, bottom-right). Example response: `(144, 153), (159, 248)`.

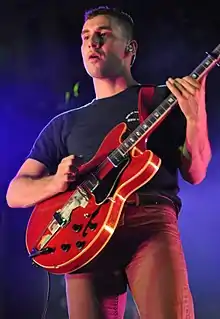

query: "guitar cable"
(41, 271), (51, 319)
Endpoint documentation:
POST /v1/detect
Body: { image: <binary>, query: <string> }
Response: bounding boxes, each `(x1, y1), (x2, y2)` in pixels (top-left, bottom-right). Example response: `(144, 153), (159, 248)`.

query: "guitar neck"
(108, 44), (220, 164)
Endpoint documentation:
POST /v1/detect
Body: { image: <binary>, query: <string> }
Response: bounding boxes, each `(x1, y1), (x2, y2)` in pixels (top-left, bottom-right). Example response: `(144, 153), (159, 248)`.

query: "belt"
(126, 193), (178, 212)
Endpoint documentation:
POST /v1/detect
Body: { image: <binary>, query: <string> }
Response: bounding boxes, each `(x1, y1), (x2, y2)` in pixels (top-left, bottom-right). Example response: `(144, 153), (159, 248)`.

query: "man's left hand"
(166, 75), (207, 124)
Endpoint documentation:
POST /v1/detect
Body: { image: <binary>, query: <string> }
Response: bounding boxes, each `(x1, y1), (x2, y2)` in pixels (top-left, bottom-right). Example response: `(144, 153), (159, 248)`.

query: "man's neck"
(93, 74), (139, 100)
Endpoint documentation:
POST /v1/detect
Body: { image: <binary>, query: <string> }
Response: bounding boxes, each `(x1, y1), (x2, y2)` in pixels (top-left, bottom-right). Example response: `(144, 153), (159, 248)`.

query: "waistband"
(126, 192), (179, 213)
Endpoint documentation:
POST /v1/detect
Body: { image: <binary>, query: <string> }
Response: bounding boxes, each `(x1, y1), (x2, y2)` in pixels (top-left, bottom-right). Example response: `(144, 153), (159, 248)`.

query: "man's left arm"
(166, 75), (212, 184)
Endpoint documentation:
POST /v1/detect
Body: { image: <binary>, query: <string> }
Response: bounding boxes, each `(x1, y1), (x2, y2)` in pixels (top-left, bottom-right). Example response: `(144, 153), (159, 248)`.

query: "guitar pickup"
(53, 211), (67, 226)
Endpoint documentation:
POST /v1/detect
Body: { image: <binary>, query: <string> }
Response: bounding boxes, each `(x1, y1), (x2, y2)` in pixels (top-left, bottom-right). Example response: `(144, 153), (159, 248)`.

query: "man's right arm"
(6, 155), (76, 208)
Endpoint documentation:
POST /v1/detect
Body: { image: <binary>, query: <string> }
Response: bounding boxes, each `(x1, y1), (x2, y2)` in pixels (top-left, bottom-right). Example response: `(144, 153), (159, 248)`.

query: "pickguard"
(93, 157), (130, 204)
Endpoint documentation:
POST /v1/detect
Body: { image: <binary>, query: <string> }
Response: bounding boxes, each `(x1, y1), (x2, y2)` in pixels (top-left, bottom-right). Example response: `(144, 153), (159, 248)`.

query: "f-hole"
(82, 208), (100, 237)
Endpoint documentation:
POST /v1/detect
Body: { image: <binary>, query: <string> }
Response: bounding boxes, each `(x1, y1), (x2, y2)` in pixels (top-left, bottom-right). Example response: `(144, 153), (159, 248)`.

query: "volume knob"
(76, 241), (85, 250)
(88, 222), (97, 231)
(61, 244), (71, 252)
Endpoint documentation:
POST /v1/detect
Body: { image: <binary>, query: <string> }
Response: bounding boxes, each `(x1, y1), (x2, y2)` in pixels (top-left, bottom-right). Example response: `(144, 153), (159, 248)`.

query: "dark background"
(1, 1), (220, 318)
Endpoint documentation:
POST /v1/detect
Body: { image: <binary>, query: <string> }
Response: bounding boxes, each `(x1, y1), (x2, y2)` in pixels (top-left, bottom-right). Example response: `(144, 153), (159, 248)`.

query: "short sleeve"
(27, 115), (67, 174)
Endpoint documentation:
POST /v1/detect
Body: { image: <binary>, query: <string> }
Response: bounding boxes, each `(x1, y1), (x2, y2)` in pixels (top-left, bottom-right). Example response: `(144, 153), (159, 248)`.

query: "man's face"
(81, 15), (128, 78)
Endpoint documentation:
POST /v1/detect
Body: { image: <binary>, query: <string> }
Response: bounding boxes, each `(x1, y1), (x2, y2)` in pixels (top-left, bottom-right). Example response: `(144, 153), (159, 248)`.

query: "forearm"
(180, 117), (212, 184)
(6, 175), (58, 208)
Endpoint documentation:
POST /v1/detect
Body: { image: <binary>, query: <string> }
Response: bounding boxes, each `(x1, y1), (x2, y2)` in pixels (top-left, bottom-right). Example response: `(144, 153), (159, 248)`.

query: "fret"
(159, 108), (165, 116)
(137, 126), (146, 134)
(124, 141), (133, 149)
(160, 105), (167, 111)
(159, 100), (171, 111)
(205, 57), (214, 64)
(158, 105), (167, 113)
(146, 117), (156, 124)
(201, 58), (213, 68)
(121, 142), (129, 149)
(194, 64), (205, 75)
(155, 96), (177, 116)
(108, 149), (125, 167)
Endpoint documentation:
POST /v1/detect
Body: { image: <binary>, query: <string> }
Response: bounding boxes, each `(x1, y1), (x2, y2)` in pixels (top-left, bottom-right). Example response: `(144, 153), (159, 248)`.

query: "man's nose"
(89, 35), (101, 49)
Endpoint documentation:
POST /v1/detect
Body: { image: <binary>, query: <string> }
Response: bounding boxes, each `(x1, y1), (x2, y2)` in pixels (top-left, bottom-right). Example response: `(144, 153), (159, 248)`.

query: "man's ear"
(125, 40), (138, 55)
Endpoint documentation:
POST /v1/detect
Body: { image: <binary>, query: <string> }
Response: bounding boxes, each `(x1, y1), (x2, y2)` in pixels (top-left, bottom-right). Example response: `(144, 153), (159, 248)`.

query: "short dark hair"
(84, 6), (134, 40)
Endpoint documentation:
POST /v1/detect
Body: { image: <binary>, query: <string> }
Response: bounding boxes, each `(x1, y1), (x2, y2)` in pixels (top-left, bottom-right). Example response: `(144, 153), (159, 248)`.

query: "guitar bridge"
(53, 187), (89, 226)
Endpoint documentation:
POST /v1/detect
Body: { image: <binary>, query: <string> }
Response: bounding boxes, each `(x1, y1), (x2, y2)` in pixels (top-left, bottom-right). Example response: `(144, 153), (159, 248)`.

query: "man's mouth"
(88, 53), (101, 61)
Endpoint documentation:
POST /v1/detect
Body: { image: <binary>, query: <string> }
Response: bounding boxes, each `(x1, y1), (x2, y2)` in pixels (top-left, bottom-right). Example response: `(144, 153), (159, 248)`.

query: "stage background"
(1, 1), (220, 318)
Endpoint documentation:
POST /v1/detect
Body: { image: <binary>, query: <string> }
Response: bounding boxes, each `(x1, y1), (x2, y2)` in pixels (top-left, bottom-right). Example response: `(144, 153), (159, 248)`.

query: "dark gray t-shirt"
(27, 84), (186, 208)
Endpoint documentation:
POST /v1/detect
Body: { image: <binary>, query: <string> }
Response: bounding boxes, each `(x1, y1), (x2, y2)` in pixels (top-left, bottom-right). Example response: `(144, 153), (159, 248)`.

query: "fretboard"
(108, 44), (220, 166)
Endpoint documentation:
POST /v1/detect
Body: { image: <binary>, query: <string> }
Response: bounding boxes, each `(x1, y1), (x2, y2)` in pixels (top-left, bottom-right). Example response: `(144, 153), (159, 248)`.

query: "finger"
(63, 158), (77, 167)
(175, 78), (197, 96)
(65, 172), (76, 182)
(62, 154), (75, 162)
(166, 79), (185, 100)
(182, 76), (200, 89)
(168, 78), (193, 99)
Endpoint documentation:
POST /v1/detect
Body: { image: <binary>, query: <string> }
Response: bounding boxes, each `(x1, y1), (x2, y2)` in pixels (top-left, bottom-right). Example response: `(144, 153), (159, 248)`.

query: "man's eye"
(99, 33), (106, 38)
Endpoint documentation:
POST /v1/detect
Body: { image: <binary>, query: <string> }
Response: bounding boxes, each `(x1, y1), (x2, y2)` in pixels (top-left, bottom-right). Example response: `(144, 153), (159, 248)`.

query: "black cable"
(41, 271), (51, 319)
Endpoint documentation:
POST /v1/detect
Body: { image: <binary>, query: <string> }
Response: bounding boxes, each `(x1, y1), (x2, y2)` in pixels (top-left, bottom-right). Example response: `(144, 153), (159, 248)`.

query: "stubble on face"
(81, 15), (127, 79)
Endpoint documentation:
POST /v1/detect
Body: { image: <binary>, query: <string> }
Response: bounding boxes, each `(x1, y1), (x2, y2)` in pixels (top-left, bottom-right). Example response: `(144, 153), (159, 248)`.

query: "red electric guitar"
(26, 44), (220, 275)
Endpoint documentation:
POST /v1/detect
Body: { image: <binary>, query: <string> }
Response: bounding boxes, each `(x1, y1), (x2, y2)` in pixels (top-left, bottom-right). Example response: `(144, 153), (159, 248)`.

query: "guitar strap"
(136, 84), (155, 151)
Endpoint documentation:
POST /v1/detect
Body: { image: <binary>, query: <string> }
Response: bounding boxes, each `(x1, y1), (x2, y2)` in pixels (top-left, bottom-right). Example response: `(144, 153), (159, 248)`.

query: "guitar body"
(26, 122), (161, 274)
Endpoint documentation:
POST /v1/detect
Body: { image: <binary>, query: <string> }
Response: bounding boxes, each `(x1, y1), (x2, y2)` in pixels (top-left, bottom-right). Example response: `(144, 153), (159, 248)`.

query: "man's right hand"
(52, 155), (78, 193)
(6, 155), (81, 208)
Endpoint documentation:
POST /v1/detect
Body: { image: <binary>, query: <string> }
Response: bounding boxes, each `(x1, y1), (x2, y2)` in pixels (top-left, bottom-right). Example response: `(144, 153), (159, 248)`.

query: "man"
(6, 6), (211, 319)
